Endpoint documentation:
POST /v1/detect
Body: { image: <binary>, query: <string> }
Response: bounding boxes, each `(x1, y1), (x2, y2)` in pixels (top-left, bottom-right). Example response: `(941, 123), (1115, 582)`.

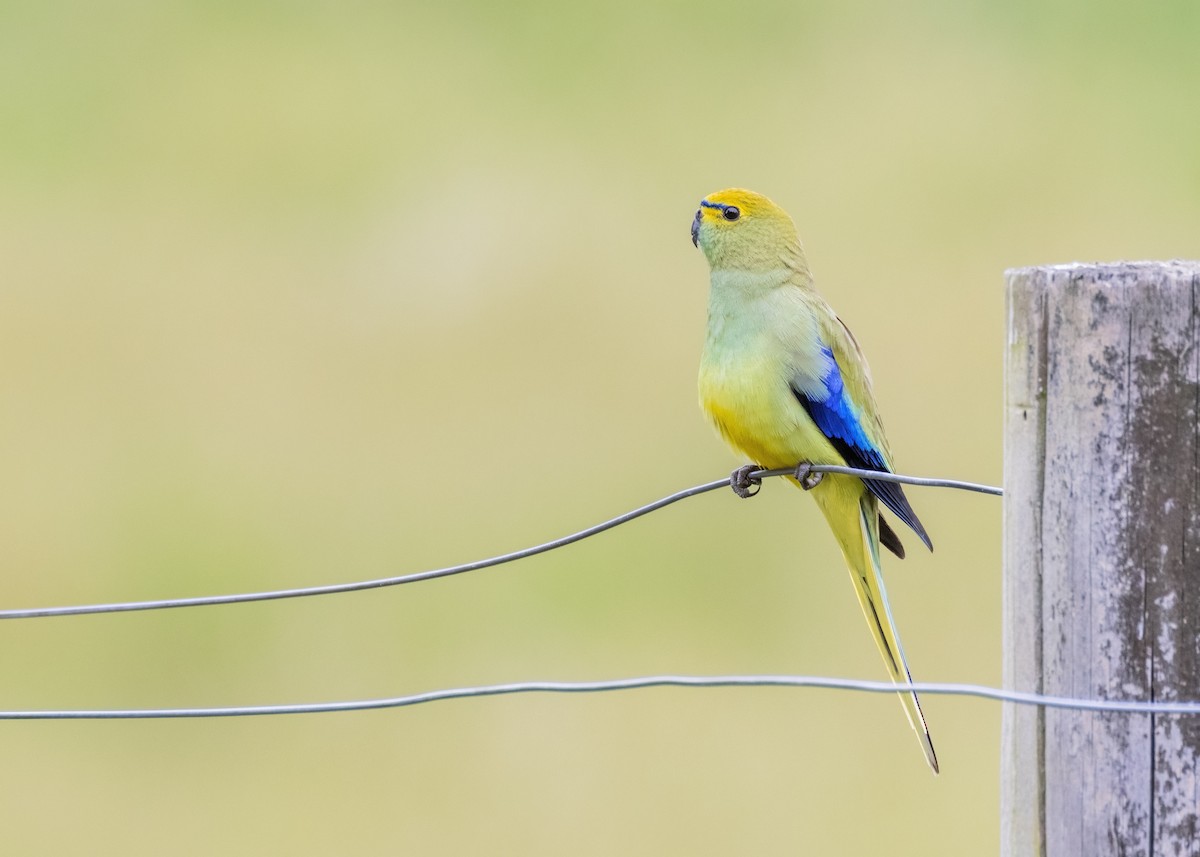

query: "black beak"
(691, 208), (701, 247)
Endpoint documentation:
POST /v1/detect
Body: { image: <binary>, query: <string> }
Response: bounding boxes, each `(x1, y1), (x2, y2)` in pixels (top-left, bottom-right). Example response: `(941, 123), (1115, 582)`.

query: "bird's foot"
(729, 464), (762, 498)
(794, 461), (824, 490)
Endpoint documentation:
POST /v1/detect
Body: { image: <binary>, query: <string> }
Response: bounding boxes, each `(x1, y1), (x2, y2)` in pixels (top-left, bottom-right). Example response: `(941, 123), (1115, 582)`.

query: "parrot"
(691, 187), (938, 774)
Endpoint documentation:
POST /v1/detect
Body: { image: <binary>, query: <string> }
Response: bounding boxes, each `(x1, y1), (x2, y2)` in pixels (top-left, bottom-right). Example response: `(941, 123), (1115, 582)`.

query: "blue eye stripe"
(700, 199), (741, 221)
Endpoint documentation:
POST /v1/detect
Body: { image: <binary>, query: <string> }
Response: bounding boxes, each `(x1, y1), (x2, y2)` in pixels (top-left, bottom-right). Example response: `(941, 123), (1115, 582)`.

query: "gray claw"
(795, 461), (824, 490)
(730, 465), (762, 498)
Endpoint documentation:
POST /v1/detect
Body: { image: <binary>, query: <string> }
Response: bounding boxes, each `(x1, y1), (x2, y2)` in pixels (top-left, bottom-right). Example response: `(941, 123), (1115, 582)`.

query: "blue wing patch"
(792, 347), (933, 552)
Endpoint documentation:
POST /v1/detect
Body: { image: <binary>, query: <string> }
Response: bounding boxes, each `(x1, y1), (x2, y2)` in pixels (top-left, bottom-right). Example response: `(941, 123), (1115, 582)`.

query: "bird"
(691, 188), (938, 774)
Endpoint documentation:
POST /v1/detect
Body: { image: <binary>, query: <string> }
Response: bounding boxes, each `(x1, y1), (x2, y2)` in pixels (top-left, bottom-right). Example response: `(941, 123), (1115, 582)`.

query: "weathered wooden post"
(1003, 261), (1200, 855)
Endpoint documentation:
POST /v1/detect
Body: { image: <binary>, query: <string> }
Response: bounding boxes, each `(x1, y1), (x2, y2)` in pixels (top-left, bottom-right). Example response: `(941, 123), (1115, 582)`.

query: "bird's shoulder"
(792, 290), (893, 449)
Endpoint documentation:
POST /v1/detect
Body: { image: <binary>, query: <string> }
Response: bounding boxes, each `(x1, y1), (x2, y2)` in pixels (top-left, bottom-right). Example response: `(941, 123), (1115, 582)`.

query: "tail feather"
(848, 496), (938, 774)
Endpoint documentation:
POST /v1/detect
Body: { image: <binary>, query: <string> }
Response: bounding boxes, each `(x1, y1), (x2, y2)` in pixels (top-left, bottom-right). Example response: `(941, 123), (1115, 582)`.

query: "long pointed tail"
(821, 486), (939, 773)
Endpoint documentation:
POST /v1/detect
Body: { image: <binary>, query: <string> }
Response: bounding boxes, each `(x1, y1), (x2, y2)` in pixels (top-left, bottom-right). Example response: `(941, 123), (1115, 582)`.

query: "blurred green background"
(2, 1), (1197, 853)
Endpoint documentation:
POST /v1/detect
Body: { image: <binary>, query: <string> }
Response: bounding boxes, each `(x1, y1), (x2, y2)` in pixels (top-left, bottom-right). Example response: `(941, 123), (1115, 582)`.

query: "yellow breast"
(698, 353), (835, 470)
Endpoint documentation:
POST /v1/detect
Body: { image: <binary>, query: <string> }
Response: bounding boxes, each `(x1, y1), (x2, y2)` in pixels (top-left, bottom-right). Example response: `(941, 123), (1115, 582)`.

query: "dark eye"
(722, 206), (740, 221)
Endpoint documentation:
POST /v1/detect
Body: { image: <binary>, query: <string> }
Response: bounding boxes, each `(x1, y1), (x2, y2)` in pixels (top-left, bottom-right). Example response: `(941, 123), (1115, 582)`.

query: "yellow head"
(690, 188), (804, 271)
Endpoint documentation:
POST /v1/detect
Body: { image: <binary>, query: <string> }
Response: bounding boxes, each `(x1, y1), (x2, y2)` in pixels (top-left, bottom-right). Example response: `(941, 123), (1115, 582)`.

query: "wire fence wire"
(14, 462), (1152, 724)
(0, 464), (1000, 621)
(2, 676), (1198, 721)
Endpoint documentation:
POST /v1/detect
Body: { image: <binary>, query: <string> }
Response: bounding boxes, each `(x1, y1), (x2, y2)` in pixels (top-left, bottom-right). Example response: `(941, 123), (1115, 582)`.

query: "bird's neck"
(706, 259), (812, 309)
(704, 267), (795, 349)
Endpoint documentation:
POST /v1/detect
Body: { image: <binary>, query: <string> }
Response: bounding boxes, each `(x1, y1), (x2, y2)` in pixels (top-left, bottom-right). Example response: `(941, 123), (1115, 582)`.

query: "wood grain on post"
(1003, 261), (1200, 856)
